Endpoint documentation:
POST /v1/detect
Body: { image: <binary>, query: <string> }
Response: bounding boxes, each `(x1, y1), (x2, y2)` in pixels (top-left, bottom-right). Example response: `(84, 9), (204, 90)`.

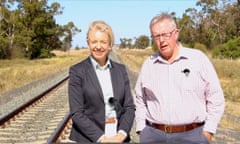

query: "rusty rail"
(0, 76), (69, 126)
(46, 112), (71, 144)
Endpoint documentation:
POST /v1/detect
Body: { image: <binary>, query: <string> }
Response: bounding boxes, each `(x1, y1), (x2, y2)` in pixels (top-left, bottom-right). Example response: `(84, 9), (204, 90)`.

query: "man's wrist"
(203, 131), (213, 141)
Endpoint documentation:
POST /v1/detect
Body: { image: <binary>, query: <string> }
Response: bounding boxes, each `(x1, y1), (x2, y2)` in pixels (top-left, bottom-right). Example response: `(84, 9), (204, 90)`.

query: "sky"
(48, 0), (199, 48)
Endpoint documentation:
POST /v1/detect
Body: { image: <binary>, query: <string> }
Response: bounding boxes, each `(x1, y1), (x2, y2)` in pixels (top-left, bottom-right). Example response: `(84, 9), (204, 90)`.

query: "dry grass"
(220, 101), (240, 129)
(212, 59), (240, 102)
(0, 49), (89, 95)
(117, 48), (153, 73)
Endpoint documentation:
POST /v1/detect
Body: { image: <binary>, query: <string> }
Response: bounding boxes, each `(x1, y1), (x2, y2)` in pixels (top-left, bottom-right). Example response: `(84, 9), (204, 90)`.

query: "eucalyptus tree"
(178, 0), (238, 49)
(177, 10), (198, 47)
(0, 0), (19, 59)
(61, 21), (81, 51)
(0, 0), (81, 59)
(237, 0), (240, 37)
(134, 35), (150, 49)
(126, 38), (132, 48)
(119, 38), (127, 48)
(197, 0), (238, 46)
(15, 0), (64, 58)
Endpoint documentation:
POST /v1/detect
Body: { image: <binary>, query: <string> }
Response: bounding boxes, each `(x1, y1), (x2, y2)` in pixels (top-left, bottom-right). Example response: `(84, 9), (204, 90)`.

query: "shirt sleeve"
(134, 62), (147, 132)
(118, 129), (127, 137)
(96, 134), (105, 142)
(199, 53), (225, 134)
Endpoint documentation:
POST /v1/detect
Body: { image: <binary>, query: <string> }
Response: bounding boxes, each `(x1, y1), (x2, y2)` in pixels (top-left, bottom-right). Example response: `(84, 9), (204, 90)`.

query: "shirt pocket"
(180, 71), (205, 95)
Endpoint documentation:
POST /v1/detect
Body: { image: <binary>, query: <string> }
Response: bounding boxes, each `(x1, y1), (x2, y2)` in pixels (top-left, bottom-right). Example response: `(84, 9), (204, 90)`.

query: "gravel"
(0, 70), (68, 116)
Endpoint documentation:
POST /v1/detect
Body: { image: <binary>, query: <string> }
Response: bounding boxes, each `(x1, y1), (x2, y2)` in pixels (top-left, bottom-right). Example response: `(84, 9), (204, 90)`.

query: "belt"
(146, 120), (204, 133)
(105, 117), (117, 123)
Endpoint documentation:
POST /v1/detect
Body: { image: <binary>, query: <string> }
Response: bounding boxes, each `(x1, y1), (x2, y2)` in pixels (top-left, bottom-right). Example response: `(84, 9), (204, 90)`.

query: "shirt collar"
(151, 43), (189, 64)
(90, 56), (112, 70)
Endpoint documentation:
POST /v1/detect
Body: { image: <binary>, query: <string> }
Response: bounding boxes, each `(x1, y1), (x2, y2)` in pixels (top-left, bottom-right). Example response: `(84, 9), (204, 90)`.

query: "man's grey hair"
(149, 12), (177, 31)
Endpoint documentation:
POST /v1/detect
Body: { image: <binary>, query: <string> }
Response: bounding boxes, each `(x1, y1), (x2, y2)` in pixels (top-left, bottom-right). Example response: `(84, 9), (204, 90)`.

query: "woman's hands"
(100, 132), (126, 143)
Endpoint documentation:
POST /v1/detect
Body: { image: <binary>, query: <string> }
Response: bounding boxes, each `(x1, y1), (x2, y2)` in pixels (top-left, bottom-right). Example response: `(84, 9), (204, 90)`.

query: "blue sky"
(49, 0), (199, 48)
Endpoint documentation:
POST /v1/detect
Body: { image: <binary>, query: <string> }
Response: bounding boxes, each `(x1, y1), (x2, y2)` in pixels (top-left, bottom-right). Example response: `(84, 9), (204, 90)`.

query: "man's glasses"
(151, 29), (176, 40)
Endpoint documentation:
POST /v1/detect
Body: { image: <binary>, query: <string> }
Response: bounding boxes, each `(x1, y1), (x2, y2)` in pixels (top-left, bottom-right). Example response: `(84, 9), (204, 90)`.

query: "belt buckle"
(164, 125), (172, 133)
(105, 117), (116, 123)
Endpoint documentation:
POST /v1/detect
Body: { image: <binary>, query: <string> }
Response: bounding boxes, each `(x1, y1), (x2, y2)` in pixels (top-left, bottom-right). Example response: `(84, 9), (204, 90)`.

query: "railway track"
(1, 49), (239, 143)
(0, 49), (123, 144)
(0, 77), (73, 144)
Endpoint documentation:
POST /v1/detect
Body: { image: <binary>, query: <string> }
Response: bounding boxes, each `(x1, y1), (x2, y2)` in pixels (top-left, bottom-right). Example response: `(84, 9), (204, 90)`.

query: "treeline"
(0, 0), (80, 59)
(120, 0), (240, 59)
(1, 0), (240, 60)
(119, 35), (150, 49)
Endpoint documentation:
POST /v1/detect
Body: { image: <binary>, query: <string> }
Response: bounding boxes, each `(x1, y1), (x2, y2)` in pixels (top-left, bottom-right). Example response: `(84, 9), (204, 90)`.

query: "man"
(134, 13), (225, 144)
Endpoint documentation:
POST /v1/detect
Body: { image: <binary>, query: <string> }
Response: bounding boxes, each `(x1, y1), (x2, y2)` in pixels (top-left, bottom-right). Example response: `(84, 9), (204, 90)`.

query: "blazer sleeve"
(115, 65), (135, 134)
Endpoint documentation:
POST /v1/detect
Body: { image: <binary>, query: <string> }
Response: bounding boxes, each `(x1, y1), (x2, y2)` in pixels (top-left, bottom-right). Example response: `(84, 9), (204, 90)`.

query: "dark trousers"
(140, 125), (209, 144)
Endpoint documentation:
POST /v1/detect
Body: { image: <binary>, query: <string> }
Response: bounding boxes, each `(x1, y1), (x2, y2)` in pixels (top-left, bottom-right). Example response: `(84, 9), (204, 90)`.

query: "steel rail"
(46, 112), (71, 144)
(0, 76), (69, 126)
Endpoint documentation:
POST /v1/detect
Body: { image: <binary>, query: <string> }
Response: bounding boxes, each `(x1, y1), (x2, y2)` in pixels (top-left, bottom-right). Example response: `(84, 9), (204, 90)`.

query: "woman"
(68, 20), (135, 143)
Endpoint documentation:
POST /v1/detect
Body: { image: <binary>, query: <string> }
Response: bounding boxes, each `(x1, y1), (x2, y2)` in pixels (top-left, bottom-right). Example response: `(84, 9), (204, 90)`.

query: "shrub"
(194, 43), (208, 54)
(212, 37), (240, 59)
(0, 37), (9, 59)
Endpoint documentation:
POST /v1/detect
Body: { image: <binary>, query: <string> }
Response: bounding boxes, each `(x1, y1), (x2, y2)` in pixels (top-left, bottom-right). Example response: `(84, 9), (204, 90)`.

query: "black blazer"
(68, 57), (135, 142)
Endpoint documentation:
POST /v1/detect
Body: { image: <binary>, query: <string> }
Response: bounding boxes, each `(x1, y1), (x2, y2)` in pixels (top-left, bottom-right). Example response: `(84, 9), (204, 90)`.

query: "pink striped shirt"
(134, 45), (225, 134)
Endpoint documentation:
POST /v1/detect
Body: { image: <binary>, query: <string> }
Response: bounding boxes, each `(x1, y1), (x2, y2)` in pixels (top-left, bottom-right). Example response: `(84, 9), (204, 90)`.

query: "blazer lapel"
(110, 62), (125, 118)
(110, 62), (119, 101)
(86, 58), (104, 103)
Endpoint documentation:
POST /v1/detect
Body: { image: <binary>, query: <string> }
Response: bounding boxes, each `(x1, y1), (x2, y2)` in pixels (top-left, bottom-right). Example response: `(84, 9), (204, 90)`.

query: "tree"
(0, 0), (80, 59)
(61, 22), (81, 51)
(16, 0), (64, 59)
(178, 0), (238, 49)
(177, 11), (197, 47)
(212, 37), (240, 59)
(0, 1), (18, 59)
(134, 35), (150, 49)
(119, 38), (127, 48)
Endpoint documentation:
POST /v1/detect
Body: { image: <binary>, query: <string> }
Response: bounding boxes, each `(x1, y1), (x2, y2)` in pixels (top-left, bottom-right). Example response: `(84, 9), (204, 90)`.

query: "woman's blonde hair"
(87, 20), (114, 47)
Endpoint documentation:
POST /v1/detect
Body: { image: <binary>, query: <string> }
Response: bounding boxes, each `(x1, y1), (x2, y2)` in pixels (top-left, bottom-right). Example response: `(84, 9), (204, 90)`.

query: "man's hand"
(203, 131), (213, 142)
